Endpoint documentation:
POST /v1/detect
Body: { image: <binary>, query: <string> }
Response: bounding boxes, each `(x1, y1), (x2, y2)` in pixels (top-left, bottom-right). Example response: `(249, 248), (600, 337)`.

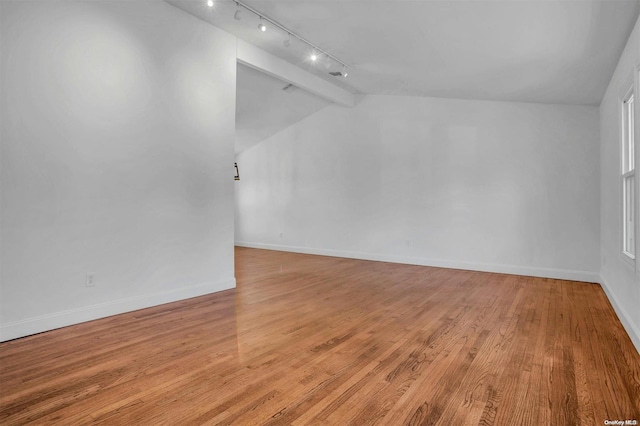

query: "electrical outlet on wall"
(85, 273), (95, 287)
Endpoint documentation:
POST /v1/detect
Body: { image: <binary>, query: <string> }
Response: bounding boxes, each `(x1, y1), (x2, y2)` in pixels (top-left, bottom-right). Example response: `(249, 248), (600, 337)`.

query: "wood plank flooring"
(1, 247), (639, 425)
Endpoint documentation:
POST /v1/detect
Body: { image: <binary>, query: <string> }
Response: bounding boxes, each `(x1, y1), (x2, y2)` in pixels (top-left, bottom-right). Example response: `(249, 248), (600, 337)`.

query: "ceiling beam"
(236, 39), (354, 108)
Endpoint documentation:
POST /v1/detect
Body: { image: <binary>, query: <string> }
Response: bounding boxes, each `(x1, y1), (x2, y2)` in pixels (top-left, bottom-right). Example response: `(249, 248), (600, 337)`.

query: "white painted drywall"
(236, 63), (332, 154)
(0, 0), (237, 341)
(599, 15), (640, 352)
(235, 95), (600, 282)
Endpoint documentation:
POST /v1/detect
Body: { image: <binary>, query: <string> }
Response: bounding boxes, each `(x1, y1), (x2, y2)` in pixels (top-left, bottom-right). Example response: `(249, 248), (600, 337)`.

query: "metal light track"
(234, 0), (348, 70)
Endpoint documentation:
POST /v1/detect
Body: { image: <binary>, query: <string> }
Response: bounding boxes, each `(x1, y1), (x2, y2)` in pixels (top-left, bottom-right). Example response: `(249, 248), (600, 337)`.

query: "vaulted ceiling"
(169, 0), (639, 106)
(167, 0), (640, 153)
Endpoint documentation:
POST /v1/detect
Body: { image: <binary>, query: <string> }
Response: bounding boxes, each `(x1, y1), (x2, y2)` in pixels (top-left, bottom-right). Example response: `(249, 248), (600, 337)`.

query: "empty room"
(1, 0), (640, 424)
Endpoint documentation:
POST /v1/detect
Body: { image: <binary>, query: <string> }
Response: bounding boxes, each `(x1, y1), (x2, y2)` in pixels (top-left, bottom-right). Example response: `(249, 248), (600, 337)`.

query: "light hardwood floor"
(1, 247), (639, 425)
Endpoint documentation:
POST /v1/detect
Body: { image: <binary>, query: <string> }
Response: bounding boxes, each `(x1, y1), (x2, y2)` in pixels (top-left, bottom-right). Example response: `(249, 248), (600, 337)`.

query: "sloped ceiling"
(235, 63), (331, 154)
(168, 0), (639, 106)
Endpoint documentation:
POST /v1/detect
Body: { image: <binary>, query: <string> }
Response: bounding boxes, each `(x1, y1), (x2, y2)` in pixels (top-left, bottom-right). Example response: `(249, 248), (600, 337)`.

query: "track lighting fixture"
(230, 1), (348, 73)
(342, 66), (348, 77)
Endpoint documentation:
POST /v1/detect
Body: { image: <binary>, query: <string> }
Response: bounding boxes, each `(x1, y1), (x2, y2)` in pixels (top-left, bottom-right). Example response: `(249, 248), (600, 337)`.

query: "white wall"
(0, 0), (237, 341)
(599, 16), (640, 352)
(235, 63), (332, 154)
(236, 95), (600, 282)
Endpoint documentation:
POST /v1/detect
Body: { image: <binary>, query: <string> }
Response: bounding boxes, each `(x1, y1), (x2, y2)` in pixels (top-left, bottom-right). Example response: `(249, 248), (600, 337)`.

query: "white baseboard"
(0, 277), (236, 343)
(599, 276), (640, 355)
(235, 241), (600, 283)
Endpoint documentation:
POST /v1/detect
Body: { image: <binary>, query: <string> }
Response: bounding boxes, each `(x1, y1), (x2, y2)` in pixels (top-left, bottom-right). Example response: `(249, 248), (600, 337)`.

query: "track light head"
(231, 1), (346, 75)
